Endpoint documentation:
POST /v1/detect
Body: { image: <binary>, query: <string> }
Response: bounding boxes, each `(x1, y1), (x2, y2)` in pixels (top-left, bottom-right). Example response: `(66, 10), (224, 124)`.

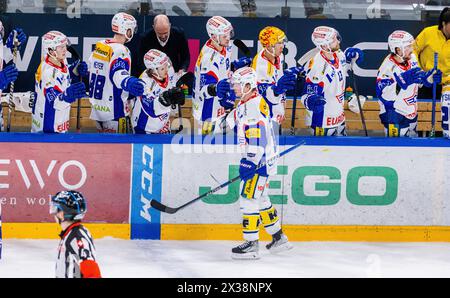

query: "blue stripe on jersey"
(311, 109), (324, 128)
(135, 108), (150, 133)
(113, 85), (124, 120)
(43, 87), (60, 133)
(376, 78), (395, 110)
(201, 98), (214, 121)
(109, 58), (131, 120)
(140, 96), (158, 118)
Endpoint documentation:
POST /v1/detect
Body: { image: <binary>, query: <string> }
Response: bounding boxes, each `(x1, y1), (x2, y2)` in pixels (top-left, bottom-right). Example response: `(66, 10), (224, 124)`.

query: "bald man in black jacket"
(135, 14), (190, 77)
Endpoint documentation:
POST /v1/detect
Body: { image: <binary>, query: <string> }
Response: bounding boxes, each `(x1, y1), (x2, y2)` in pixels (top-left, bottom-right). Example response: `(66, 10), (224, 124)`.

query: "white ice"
(1, 238), (450, 278)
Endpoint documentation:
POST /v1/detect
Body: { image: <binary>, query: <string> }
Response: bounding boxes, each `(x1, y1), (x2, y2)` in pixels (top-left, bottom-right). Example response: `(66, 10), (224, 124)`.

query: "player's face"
(401, 44), (413, 60)
(330, 37), (340, 52)
(55, 44), (67, 61)
(156, 63), (169, 79)
(274, 42), (285, 57)
(219, 34), (230, 47)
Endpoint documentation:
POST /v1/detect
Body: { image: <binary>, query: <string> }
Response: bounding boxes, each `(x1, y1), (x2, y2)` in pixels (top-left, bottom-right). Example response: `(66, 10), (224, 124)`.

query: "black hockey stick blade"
(150, 199), (178, 214)
(233, 39), (251, 57)
(176, 72), (194, 88)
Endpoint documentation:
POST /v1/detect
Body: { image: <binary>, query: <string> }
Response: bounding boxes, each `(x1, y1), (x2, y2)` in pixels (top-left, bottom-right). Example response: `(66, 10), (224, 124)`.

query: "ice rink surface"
(2, 238), (450, 278)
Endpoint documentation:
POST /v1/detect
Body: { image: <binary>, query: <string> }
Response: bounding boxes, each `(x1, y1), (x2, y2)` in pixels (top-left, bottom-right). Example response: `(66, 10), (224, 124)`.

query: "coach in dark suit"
(135, 14), (190, 77)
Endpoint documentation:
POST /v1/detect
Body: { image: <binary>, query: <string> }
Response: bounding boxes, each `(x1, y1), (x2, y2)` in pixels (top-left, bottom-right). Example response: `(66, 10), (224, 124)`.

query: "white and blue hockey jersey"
(192, 40), (232, 122)
(235, 92), (278, 176)
(88, 39), (132, 121)
(251, 49), (286, 124)
(376, 54), (420, 120)
(301, 50), (349, 128)
(132, 68), (177, 133)
(32, 56), (72, 133)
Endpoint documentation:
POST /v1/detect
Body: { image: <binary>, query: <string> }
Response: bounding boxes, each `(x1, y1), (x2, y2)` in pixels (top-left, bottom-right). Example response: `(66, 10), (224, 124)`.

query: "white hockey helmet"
(144, 49), (170, 80)
(388, 30), (414, 57)
(311, 26), (341, 52)
(112, 12), (137, 41)
(42, 30), (68, 55)
(232, 66), (257, 96)
(206, 16), (234, 39)
(144, 49), (169, 70)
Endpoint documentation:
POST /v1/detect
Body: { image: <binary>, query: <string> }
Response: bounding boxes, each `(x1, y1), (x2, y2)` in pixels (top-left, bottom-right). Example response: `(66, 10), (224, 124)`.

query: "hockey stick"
(351, 61), (368, 136)
(233, 39), (251, 57)
(430, 52), (438, 138)
(150, 140), (306, 214)
(6, 30), (18, 133)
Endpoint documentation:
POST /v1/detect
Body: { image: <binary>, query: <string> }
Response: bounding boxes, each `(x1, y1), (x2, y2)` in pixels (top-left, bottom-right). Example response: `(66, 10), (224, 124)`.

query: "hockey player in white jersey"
(32, 31), (86, 133)
(0, 21), (27, 131)
(193, 16), (252, 135)
(376, 30), (438, 137)
(132, 49), (185, 134)
(230, 67), (292, 260)
(88, 12), (145, 133)
(301, 26), (364, 136)
(252, 26), (302, 126)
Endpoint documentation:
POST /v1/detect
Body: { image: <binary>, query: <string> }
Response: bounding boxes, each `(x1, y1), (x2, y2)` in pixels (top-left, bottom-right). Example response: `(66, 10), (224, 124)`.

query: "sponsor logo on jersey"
(32, 118), (41, 128)
(245, 127), (261, 139)
(93, 42), (112, 62)
(92, 104), (112, 113)
(326, 112), (345, 126)
(93, 62), (104, 70)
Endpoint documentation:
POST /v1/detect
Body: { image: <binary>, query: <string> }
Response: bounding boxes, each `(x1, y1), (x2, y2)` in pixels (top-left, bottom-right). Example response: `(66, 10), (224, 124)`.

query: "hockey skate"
(231, 240), (260, 260)
(266, 231), (293, 254)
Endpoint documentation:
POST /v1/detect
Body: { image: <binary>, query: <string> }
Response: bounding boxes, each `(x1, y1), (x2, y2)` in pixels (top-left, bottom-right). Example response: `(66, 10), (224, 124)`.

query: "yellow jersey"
(414, 25), (450, 85)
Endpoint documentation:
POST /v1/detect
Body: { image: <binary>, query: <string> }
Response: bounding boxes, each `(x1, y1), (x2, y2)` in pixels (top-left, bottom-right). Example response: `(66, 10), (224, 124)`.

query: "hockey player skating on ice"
(252, 26), (302, 126)
(301, 26), (364, 136)
(88, 12), (145, 133)
(376, 30), (440, 137)
(32, 31), (87, 133)
(132, 49), (185, 134)
(50, 190), (101, 278)
(230, 67), (292, 260)
(192, 16), (252, 135)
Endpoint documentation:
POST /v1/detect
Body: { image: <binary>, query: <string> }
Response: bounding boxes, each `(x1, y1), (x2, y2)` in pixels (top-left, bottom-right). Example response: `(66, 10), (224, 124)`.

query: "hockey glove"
(61, 82), (86, 104)
(232, 57), (252, 71)
(394, 67), (422, 90)
(219, 89), (236, 110)
(77, 61), (89, 78)
(6, 28), (27, 50)
(0, 65), (18, 90)
(122, 77), (145, 97)
(305, 94), (326, 113)
(160, 87), (186, 107)
(419, 68), (442, 87)
(272, 73), (296, 96)
(216, 79), (231, 99)
(239, 158), (257, 180)
(344, 47), (364, 64)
